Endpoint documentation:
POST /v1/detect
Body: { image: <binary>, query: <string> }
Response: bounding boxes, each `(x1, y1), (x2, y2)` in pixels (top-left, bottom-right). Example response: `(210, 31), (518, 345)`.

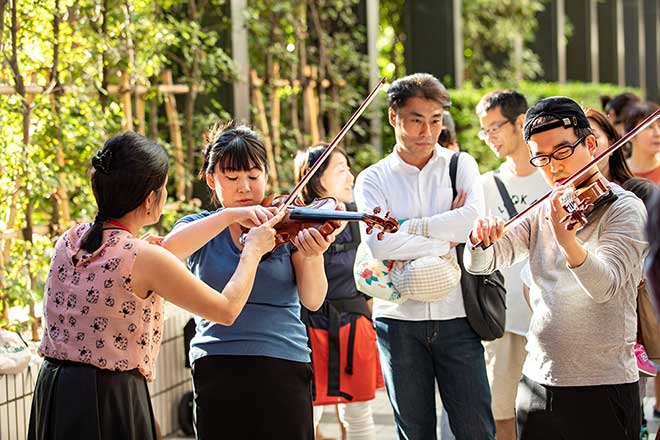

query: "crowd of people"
(26, 72), (660, 440)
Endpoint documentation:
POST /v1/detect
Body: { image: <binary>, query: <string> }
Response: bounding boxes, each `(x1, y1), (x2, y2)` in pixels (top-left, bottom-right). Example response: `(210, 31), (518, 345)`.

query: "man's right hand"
(469, 215), (505, 248)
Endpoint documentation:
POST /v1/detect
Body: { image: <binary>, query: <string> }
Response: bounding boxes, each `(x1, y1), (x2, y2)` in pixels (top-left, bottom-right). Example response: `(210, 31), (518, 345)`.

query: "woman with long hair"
(28, 132), (279, 440)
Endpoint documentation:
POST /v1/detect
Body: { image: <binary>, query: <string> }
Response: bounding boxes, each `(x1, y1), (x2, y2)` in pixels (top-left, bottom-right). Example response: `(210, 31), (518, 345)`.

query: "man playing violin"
(354, 73), (494, 440)
(465, 97), (648, 439)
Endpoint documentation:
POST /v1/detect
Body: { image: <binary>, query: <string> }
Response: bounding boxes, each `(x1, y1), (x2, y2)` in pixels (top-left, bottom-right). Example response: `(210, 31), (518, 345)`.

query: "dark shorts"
(28, 358), (156, 440)
(517, 375), (641, 440)
(192, 354), (314, 440)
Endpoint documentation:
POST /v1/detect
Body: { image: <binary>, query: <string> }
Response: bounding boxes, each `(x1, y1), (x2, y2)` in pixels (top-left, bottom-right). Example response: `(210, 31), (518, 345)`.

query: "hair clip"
(92, 149), (113, 174)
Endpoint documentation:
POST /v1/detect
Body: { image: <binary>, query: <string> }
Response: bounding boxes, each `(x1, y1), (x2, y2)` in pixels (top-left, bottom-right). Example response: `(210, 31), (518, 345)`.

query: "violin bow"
(278, 77), (386, 213)
(480, 106), (660, 244)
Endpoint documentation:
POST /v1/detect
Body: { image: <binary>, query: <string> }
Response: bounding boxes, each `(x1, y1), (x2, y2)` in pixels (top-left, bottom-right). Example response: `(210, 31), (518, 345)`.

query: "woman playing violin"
(161, 123), (333, 440)
(465, 97), (647, 439)
(294, 145), (382, 440)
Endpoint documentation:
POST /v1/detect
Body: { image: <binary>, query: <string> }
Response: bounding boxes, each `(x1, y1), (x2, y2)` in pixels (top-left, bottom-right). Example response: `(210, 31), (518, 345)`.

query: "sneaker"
(634, 343), (657, 377)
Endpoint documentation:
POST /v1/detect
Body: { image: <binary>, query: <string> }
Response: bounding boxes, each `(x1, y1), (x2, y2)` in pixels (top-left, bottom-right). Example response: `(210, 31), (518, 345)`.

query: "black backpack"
(450, 152), (506, 341)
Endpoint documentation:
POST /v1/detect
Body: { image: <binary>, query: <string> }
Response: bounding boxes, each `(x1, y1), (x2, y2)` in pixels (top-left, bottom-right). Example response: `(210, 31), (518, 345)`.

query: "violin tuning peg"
(385, 211), (391, 218)
(373, 207), (381, 215)
(377, 231), (384, 240)
(366, 226), (373, 234)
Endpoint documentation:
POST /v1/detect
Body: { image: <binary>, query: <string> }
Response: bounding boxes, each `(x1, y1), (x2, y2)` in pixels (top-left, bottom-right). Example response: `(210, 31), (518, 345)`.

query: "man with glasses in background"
(475, 90), (549, 440)
(464, 97), (647, 439)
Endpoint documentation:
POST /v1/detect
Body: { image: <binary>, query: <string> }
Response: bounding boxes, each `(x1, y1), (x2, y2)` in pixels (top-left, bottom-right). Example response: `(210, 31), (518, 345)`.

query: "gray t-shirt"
(465, 183), (647, 386)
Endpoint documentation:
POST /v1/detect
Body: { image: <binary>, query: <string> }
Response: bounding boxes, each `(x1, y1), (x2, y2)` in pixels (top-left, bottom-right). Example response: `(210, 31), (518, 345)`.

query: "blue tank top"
(177, 210), (311, 364)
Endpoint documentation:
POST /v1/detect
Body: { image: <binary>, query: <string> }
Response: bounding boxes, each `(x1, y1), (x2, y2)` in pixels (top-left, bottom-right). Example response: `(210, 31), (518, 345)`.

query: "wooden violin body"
(261, 194), (399, 248)
(559, 176), (613, 230)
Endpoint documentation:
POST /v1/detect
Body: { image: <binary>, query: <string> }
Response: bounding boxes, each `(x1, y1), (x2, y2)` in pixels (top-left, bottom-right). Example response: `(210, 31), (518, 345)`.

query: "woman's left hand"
(292, 227), (335, 258)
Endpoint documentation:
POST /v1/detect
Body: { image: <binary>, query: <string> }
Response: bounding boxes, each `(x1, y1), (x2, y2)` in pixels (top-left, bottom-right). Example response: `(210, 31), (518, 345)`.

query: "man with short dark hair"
(476, 90), (549, 440)
(465, 96), (647, 439)
(355, 73), (495, 439)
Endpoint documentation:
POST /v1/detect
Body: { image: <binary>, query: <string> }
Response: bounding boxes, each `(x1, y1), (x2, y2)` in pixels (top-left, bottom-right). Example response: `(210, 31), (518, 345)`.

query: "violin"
(475, 106), (660, 249)
(261, 194), (399, 247)
(558, 173), (616, 230)
(241, 77), (398, 248)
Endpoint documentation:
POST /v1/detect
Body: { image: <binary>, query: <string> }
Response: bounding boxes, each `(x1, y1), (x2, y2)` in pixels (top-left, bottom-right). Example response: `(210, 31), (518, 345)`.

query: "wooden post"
(120, 71), (133, 131)
(135, 79), (146, 135)
(162, 70), (186, 201)
(270, 63), (282, 169)
(303, 65), (320, 145)
(290, 64), (303, 148)
(250, 69), (280, 191)
(149, 95), (159, 139)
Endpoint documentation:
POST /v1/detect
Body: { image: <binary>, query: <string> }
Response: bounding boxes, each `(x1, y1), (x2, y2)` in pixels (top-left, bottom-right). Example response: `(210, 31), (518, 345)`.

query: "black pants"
(192, 355), (314, 440)
(28, 358), (156, 440)
(517, 375), (640, 440)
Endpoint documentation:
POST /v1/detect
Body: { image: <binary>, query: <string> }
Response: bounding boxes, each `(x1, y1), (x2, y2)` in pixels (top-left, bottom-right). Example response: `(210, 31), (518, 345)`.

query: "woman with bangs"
(162, 123), (334, 440)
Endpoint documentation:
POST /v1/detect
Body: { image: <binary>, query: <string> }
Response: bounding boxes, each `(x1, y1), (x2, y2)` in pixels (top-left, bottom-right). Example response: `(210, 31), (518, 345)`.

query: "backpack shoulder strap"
(492, 170), (518, 219)
(450, 152), (460, 200)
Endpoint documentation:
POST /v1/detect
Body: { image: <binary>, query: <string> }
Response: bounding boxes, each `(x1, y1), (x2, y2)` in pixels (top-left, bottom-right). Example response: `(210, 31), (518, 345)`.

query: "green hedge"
(378, 81), (639, 173)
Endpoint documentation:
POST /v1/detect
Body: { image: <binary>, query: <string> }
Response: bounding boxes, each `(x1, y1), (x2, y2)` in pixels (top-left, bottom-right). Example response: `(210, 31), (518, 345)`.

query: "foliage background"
(0, 0), (637, 330)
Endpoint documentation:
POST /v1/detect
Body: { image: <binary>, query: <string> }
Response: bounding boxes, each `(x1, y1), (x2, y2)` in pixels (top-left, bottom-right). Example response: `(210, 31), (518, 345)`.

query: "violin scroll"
(363, 208), (399, 238)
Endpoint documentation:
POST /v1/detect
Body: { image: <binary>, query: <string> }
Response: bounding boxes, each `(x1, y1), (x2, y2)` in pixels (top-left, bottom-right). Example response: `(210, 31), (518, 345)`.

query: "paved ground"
(168, 380), (659, 439)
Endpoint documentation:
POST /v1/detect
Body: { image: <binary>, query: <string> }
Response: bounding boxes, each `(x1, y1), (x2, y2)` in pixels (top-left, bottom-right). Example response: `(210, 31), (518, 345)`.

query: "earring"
(147, 210), (151, 216)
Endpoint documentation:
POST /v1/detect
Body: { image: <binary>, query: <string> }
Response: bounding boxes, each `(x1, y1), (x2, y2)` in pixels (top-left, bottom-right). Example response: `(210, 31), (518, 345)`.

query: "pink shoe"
(635, 343), (657, 377)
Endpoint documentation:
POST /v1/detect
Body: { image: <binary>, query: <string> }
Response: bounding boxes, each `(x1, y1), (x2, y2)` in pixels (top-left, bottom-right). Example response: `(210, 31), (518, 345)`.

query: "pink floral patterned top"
(38, 224), (164, 381)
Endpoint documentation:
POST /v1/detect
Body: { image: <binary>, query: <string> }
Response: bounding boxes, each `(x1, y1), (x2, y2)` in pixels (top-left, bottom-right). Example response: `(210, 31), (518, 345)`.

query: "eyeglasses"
(477, 118), (514, 141)
(529, 136), (586, 167)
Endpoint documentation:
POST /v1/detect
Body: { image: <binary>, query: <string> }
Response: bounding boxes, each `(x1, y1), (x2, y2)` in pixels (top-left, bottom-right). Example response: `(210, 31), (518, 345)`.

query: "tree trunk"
(49, 0), (70, 235)
(162, 71), (186, 200)
(184, 87), (197, 200)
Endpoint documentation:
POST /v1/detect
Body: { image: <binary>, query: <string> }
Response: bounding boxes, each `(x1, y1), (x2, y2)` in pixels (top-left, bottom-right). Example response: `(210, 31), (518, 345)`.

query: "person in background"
(294, 145), (381, 440)
(645, 189), (660, 318)
(439, 111), (460, 152)
(603, 92), (640, 135)
(622, 178), (660, 434)
(162, 124), (334, 440)
(28, 132), (280, 440)
(624, 102), (660, 184)
(475, 89), (549, 440)
(646, 188), (660, 433)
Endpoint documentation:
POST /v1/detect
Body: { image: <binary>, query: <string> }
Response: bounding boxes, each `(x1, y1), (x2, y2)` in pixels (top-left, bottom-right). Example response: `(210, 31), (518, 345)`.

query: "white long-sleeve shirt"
(354, 145), (484, 321)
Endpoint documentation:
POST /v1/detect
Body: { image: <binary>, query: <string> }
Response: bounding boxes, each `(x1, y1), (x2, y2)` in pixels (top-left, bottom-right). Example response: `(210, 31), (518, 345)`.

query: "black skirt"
(28, 358), (157, 440)
(192, 354), (314, 440)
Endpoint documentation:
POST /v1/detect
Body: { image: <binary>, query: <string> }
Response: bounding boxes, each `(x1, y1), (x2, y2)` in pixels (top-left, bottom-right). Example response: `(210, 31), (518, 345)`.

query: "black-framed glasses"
(529, 136), (586, 167)
(477, 118), (515, 141)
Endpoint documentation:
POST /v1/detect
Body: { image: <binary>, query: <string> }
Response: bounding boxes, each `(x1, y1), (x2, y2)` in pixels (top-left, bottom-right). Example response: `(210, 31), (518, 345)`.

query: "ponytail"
(80, 213), (108, 253)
